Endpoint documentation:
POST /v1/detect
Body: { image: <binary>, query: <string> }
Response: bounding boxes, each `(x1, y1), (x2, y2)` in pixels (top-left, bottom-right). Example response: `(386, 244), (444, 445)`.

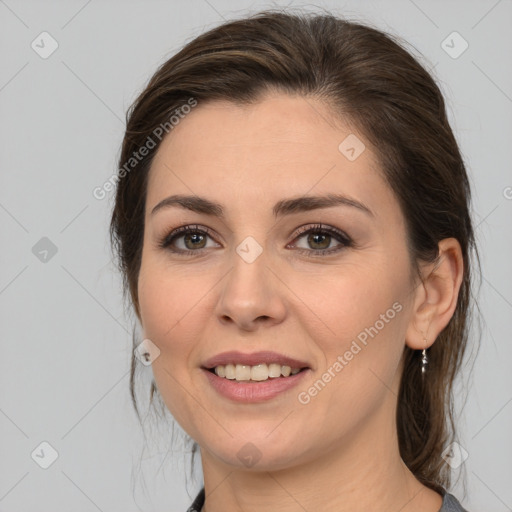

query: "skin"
(136, 92), (464, 512)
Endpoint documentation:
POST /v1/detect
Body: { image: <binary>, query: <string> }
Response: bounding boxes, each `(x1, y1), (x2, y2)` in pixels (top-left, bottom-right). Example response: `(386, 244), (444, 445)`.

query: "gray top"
(441, 491), (469, 512)
(186, 487), (468, 511)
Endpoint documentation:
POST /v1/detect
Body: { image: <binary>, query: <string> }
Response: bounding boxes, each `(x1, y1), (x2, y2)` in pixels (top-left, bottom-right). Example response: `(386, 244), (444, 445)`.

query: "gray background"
(1, 0), (511, 510)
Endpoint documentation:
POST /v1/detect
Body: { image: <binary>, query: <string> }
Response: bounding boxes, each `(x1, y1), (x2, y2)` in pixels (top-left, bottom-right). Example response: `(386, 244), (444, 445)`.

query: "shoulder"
(186, 487), (205, 512)
(440, 491), (470, 512)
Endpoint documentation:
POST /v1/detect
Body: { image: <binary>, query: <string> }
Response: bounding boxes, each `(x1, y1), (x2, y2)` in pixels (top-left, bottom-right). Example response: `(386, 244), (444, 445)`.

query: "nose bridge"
(226, 233), (271, 303)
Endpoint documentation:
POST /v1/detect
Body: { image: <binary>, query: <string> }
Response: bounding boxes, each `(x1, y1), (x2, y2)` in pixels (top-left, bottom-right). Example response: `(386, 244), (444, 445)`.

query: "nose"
(214, 244), (287, 332)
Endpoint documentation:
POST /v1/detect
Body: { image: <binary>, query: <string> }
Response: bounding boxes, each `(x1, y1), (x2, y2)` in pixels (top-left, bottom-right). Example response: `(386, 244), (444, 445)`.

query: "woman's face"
(137, 92), (419, 470)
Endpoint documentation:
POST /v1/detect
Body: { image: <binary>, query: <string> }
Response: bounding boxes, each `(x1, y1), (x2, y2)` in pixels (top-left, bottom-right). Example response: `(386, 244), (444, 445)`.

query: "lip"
(202, 367), (312, 403)
(201, 350), (311, 370)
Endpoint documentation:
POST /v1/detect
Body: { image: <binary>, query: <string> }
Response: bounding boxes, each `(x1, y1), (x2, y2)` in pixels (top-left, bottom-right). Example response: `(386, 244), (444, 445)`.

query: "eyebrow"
(150, 193), (374, 219)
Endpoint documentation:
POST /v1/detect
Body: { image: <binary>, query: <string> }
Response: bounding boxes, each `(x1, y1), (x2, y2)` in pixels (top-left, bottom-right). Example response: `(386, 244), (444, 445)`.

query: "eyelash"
(158, 223), (353, 258)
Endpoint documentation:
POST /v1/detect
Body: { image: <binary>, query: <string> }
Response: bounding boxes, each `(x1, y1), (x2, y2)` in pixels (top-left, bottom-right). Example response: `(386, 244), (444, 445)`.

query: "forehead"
(146, 93), (392, 219)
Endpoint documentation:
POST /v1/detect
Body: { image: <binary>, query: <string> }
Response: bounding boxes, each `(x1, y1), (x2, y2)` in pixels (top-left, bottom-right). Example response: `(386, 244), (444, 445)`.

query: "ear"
(405, 238), (464, 350)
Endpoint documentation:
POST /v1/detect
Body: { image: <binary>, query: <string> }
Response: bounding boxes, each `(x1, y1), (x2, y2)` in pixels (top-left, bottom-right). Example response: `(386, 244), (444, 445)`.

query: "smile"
(212, 363), (302, 381)
(201, 350), (312, 402)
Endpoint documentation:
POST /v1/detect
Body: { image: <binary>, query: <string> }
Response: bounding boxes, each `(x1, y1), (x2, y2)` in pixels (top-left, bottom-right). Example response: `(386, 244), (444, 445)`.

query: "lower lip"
(202, 368), (311, 403)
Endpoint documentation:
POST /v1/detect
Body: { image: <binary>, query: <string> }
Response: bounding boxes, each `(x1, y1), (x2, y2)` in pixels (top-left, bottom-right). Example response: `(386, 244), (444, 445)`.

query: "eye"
(158, 224), (219, 255)
(288, 223), (353, 256)
(158, 223), (353, 257)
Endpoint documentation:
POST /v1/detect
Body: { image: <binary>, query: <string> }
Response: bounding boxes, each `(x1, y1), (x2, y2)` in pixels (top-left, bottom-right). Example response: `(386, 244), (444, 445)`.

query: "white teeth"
(281, 366), (291, 377)
(225, 364), (236, 379)
(211, 363), (303, 381)
(235, 364), (251, 381)
(268, 363), (282, 378)
(214, 365), (226, 378)
(251, 364), (269, 381)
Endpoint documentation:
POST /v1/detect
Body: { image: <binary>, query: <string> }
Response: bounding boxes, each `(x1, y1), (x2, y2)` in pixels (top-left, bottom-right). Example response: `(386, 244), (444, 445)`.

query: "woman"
(110, 9), (477, 511)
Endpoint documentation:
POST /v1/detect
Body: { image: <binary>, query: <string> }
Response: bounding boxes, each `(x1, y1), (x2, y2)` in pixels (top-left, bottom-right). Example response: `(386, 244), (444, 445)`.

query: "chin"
(202, 431), (313, 472)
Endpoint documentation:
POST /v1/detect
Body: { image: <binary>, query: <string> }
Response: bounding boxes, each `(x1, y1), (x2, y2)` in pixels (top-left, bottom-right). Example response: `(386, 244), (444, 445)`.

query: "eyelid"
(290, 223), (351, 243)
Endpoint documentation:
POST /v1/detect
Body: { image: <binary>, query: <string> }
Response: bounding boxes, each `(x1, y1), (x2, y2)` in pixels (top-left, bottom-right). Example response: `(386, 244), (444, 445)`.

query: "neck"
(199, 395), (443, 512)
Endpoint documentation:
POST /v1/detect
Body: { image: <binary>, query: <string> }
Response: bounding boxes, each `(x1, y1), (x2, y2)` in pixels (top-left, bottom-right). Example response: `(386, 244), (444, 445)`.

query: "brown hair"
(110, 9), (478, 493)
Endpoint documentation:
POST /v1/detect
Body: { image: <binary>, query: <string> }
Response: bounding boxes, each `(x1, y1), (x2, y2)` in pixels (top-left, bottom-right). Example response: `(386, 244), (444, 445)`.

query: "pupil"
(308, 233), (330, 250)
(185, 233), (206, 249)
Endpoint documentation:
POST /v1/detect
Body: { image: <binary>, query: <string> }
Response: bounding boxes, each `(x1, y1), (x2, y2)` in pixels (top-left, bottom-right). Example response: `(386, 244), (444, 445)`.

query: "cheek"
(138, 269), (206, 358)
(136, 257), (212, 409)
(300, 259), (410, 398)
(137, 278), (203, 433)
(138, 242), (210, 334)
(289, 275), (409, 447)
(296, 258), (407, 342)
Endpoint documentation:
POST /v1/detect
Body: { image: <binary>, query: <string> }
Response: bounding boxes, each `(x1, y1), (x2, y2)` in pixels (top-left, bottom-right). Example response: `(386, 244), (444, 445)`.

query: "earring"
(421, 339), (429, 375)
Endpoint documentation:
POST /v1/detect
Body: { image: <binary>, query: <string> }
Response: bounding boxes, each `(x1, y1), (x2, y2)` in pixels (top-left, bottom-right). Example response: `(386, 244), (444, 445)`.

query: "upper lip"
(202, 350), (311, 370)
